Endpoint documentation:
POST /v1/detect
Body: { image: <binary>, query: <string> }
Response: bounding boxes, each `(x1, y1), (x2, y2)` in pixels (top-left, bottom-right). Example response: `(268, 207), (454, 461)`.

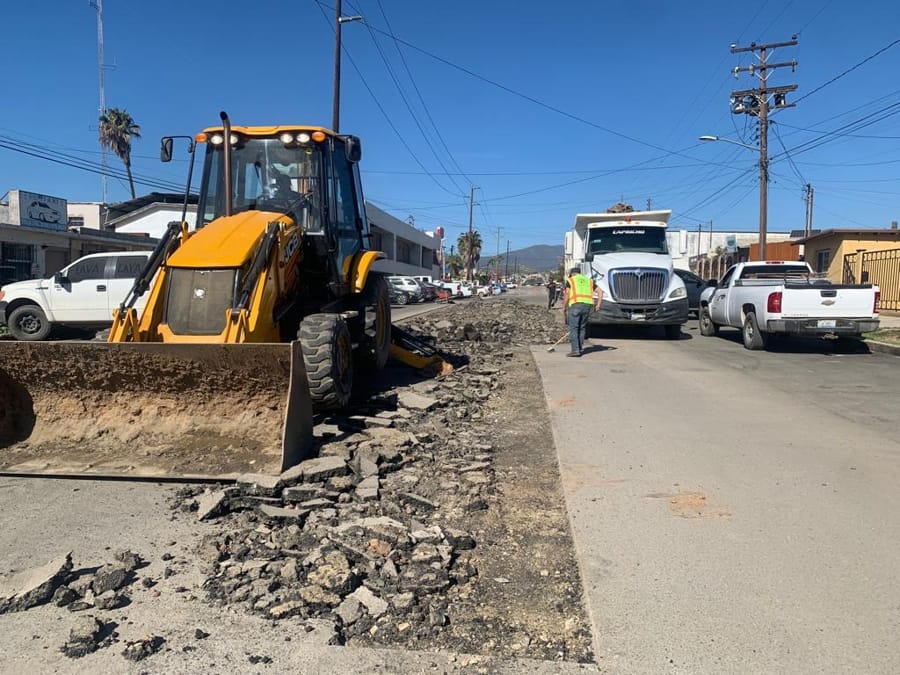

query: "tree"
(99, 108), (141, 199)
(457, 231), (482, 280)
(446, 254), (464, 277)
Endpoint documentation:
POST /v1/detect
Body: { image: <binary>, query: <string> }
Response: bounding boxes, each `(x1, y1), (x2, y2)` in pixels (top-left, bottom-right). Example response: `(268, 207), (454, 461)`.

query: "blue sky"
(1, 1), (898, 252)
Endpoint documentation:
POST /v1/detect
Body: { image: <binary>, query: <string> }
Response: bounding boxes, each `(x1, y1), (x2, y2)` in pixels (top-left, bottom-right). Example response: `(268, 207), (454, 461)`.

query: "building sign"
(726, 235), (737, 253)
(11, 190), (68, 232)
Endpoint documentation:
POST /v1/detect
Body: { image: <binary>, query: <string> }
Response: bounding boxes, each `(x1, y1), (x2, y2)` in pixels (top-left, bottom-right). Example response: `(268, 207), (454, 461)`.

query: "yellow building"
(794, 228), (900, 310)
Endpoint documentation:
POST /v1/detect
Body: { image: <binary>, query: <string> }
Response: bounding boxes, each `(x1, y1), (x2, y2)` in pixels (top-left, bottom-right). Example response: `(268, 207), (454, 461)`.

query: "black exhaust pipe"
(220, 111), (233, 217)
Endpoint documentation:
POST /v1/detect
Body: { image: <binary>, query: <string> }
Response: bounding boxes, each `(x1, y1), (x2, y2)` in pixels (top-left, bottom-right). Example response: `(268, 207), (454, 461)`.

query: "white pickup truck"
(0, 251), (151, 341)
(699, 261), (880, 350)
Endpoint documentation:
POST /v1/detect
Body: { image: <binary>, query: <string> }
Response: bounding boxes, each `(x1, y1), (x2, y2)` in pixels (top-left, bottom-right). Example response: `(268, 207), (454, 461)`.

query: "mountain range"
(481, 244), (563, 273)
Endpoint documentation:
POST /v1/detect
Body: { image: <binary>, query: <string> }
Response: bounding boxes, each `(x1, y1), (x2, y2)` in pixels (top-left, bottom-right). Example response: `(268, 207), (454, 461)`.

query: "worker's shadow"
(580, 344), (616, 355)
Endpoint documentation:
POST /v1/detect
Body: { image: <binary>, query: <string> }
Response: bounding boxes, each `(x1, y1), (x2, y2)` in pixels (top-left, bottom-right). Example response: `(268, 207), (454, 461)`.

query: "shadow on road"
(713, 328), (872, 355)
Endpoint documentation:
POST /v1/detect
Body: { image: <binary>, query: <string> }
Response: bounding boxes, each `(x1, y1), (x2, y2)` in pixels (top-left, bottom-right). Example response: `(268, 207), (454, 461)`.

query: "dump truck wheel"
(361, 274), (391, 371)
(8, 304), (52, 341)
(299, 313), (353, 409)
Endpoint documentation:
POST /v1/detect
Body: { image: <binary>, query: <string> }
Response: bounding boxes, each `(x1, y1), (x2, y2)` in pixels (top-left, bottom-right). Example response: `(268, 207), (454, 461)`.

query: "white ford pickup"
(699, 261), (880, 350)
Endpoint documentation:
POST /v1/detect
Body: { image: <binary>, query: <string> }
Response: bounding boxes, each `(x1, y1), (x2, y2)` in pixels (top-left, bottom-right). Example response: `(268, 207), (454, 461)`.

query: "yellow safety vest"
(567, 274), (594, 306)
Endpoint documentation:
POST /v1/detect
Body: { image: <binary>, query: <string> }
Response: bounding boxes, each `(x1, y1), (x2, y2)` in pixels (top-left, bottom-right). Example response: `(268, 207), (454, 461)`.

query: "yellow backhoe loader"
(0, 112), (444, 479)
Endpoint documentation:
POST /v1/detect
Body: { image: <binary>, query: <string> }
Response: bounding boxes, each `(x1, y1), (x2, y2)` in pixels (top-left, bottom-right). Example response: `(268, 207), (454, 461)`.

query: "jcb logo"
(281, 233), (300, 266)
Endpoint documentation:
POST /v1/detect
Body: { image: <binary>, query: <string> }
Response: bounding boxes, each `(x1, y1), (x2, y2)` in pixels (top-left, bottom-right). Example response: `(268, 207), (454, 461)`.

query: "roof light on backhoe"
(279, 132), (295, 144)
(311, 131), (326, 142)
(209, 134), (224, 146)
(296, 132), (311, 143)
(195, 132), (208, 144)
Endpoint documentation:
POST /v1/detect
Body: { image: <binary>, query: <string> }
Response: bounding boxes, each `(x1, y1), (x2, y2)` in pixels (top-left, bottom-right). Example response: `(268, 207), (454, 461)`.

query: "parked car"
(456, 282), (474, 298)
(673, 268), (707, 315)
(388, 276), (423, 302)
(476, 284), (493, 297)
(388, 285), (414, 305)
(416, 279), (439, 302)
(436, 280), (462, 297)
(699, 260), (880, 350)
(0, 251), (152, 341)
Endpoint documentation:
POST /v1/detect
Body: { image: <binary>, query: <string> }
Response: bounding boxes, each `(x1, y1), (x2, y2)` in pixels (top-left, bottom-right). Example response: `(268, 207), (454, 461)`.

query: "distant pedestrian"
(547, 280), (558, 309)
(562, 267), (601, 357)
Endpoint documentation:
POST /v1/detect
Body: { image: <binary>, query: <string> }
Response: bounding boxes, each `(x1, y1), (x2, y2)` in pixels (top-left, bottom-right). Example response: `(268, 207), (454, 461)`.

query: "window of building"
(397, 240), (411, 264)
(815, 249), (831, 274)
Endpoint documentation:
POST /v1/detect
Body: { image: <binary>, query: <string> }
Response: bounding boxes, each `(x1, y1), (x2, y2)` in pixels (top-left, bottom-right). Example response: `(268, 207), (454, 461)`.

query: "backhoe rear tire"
(299, 313), (353, 409)
(360, 274), (391, 371)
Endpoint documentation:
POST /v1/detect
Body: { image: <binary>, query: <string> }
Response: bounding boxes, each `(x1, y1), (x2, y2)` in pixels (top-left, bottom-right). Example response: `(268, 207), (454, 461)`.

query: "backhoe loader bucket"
(0, 341), (314, 480)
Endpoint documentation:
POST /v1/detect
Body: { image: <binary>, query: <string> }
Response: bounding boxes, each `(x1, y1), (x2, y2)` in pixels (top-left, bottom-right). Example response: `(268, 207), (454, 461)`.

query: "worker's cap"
(569, 266), (581, 275)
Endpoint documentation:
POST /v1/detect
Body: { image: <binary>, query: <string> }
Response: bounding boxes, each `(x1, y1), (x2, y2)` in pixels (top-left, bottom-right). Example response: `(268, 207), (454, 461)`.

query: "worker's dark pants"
(548, 291), (556, 309)
(567, 303), (591, 354)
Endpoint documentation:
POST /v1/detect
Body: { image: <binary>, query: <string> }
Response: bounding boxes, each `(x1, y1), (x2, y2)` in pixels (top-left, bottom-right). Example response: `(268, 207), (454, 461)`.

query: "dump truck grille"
(608, 268), (667, 302)
(165, 268), (236, 335)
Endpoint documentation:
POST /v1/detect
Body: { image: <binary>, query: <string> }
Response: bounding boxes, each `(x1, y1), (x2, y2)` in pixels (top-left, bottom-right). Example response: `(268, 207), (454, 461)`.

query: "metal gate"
(843, 248), (900, 311)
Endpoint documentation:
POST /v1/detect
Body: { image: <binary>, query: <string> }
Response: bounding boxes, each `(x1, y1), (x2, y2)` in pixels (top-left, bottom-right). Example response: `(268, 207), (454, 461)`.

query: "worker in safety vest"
(561, 266), (601, 357)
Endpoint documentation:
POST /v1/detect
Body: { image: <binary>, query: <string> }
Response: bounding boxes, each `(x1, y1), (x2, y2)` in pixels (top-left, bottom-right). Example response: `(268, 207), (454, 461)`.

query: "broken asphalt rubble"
(2, 299), (589, 662)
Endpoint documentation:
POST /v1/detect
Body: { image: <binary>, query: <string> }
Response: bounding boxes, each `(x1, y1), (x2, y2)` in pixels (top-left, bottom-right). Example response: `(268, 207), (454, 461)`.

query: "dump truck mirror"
(584, 252), (594, 262)
(345, 135), (362, 162)
(160, 137), (174, 163)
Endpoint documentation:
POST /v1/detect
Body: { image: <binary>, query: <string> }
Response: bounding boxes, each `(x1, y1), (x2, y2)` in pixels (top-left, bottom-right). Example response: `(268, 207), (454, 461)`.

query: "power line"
(792, 37), (900, 105)
(313, 1), (464, 198)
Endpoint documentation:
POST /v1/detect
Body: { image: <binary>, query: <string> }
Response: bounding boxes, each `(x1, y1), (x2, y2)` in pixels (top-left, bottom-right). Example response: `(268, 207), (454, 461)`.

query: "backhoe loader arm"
(118, 220), (185, 314)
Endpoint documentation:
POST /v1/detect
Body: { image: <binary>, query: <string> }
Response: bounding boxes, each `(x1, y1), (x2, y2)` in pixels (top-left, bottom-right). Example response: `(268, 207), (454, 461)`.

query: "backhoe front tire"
(8, 304), (52, 341)
(299, 313), (353, 409)
(360, 274), (391, 371)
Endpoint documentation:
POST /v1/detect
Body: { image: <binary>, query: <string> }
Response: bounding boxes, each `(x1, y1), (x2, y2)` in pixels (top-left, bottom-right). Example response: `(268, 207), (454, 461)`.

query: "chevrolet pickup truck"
(698, 261), (880, 350)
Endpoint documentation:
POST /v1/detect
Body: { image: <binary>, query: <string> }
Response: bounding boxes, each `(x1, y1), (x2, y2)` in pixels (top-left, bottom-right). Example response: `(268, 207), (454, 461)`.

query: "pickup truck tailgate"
(781, 285), (877, 318)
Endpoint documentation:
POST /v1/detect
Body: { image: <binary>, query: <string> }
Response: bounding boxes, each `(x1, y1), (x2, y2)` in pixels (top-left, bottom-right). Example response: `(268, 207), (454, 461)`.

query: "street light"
(332, 0), (362, 132)
(699, 134), (768, 259)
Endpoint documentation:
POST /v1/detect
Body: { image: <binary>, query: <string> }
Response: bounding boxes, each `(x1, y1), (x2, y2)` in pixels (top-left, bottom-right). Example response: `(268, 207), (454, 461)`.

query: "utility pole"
(495, 226), (501, 282)
(646, 197), (652, 210)
(90, 0), (107, 203)
(514, 257), (518, 280)
(697, 222), (702, 259)
(709, 220), (713, 252)
(466, 185), (477, 281)
(804, 184), (814, 237)
(505, 239), (510, 280)
(731, 37), (798, 261)
(331, 0), (362, 132)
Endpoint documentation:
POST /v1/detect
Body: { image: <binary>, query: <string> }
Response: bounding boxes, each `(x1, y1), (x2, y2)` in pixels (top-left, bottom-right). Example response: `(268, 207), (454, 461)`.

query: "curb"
(864, 339), (900, 356)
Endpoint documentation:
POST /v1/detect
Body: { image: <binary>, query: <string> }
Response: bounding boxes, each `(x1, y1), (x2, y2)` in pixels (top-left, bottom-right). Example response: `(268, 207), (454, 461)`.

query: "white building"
(666, 228), (791, 270)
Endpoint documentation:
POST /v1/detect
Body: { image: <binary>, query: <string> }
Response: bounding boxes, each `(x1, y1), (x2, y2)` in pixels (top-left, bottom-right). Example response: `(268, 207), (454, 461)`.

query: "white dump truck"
(563, 209), (688, 338)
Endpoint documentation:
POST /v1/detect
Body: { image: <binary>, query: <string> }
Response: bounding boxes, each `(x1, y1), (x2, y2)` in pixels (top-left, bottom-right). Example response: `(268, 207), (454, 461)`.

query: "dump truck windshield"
(587, 226), (668, 254)
(198, 138), (322, 231)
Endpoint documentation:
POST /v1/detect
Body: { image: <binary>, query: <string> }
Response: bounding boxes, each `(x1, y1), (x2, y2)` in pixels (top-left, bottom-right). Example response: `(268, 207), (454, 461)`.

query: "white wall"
(113, 206), (198, 239)
(667, 229), (791, 269)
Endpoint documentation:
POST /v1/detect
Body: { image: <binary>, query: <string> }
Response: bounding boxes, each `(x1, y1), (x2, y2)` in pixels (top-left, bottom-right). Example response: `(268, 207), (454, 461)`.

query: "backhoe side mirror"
(160, 137), (174, 163)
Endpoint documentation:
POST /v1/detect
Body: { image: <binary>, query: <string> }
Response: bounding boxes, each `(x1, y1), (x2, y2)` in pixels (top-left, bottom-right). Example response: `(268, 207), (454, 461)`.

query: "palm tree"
(457, 231), (482, 281)
(446, 253), (464, 277)
(99, 108), (141, 199)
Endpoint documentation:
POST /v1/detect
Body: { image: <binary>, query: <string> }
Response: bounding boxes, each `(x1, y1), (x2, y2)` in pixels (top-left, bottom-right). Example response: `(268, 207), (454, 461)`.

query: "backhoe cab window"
(199, 138), (322, 232)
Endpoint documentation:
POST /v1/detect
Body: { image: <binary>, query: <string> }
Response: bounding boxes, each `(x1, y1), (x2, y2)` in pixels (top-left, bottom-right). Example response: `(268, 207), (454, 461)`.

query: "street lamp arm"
(698, 135), (757, 151)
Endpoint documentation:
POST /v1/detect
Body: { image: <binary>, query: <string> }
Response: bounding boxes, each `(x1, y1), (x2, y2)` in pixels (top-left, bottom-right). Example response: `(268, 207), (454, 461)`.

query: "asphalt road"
(534, 315), (900, 673)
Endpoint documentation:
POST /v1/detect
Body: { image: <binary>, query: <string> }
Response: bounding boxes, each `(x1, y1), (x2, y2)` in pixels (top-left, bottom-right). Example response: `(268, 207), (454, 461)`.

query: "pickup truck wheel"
(699, 307), (719, 336)
(8, 304), (53, 341)
(742, 311), (767, 350)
